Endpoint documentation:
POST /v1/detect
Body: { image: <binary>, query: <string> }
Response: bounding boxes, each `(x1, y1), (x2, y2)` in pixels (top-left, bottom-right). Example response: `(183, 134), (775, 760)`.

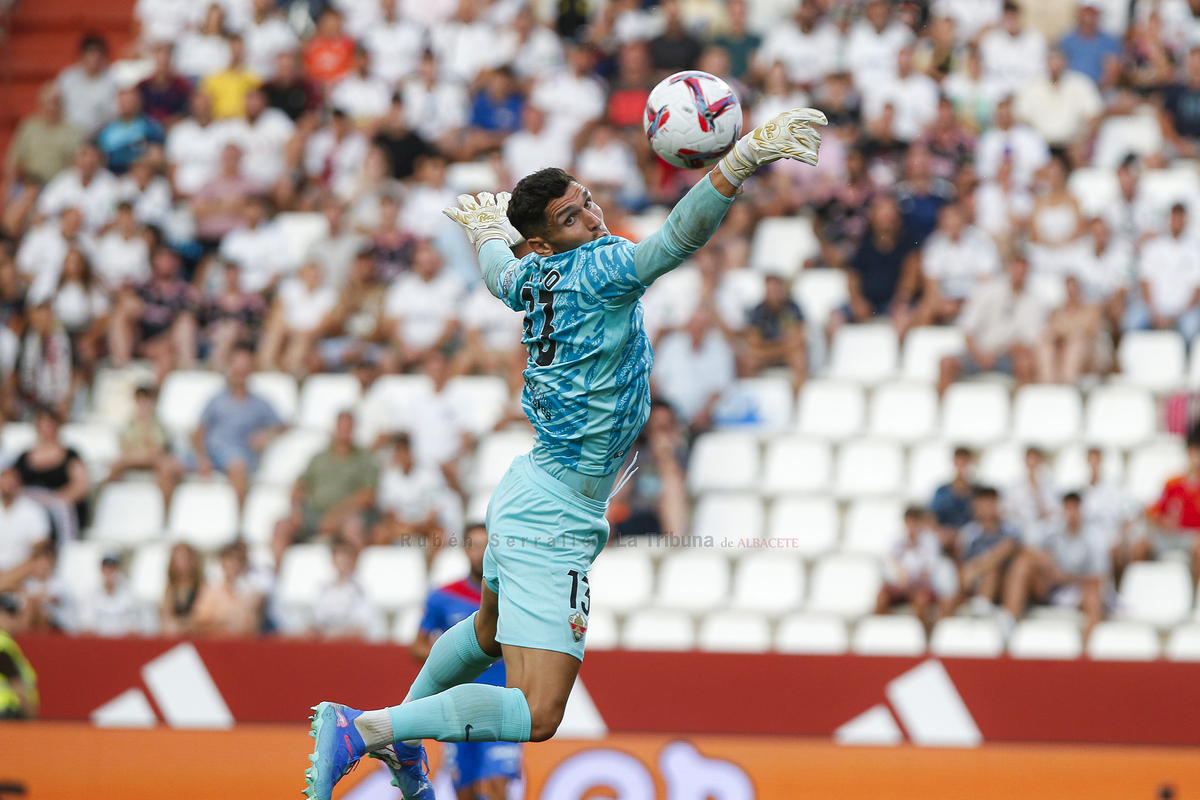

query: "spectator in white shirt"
(862, 45), (939, 143)
(304, 108), (370, 200)
(509, 5), (565, 80)
(1127, 203), (1200, 340)
(228, 88), (295, 190)
(845, 0), (912, 91)
(755, 0), (841, 89)
(374, 433), (462, 559)
(933, 0), (1002, 44)
(362, 0), (425, 85)
(0, 466), (51, 594)
(974, 95), (1050, 190)
(92, 202), (151, 289)
(329, 47), (392, 125)
(938, 255), (1041, 393)
(243, 0), (297, 77)
(433, 0), (516, 83)
(78, 553), (141, 637)
(651, 305), (736, 432)
(174, 3), (233, 80)
(502, 106), (573, 188)
(1015, 48), (1103, 148)
(135, 0), (202, 44)
(57, 35), (118, 136)
(310, 539), (379, 639)
(383, 242), (463, 370)
(876, 506), (945, 632)
(943, 44), (1005, 132)
(401, 351), (475, 487)
(1003, 446), (1061, 546)
(529, 43), (606, 139)
(166, 91), (228, 197)
(979, 0), (1047, 96)
(919, 202), (1002, 324)
(258, 261), (337, 375)
(219, 195), (291, 294)
(17, 207), (87, 302)
(456, 282), (525, 388)
(37, 143), (118, 233)
(1071, 216), (1134, 334)
(401, 51), (470, 148)
(116, 154), (173, 230)
(573, 123), (645, 207)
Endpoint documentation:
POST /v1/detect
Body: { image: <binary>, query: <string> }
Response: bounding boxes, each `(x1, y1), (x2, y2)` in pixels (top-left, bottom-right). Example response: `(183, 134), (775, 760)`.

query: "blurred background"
(2, 0), (1200, 796)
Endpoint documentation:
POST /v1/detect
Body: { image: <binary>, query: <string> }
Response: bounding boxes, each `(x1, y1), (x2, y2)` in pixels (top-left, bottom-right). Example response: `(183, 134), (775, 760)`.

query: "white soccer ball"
(644, 70), (743, 170)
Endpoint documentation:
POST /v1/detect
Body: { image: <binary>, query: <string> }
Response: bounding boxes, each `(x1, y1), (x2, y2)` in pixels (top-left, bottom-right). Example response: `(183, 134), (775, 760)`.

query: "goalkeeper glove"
(442, 192), (526, 251)
(718, 108), (827, 187)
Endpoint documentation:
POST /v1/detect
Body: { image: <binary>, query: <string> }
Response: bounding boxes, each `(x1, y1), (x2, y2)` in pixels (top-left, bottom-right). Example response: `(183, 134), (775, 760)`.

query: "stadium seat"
(867, 382), (938, 443)
(692, 493), (765, 546)
(906, 441), (954, 502)
(851, 615), (927, 656)
(833, 440), (904, 498)
(1008, 619), (1084, 659)
(622, 609), (695, 650)
(1135, 167), (1200, 227)
(471, 430), (535, 492)
(61, 422), (121, 475)
(465, 492), (492, 524)
(90, 482), (165, 545)
(1165, 624), (1200, 661)
(748, 216), (819, 277)
(91, 365), (156, 426)
(761, 436), (832, 495)
(730, 552), (805, 614)
(794, 380), (866, 440)
(358, 374), (435, 443)
(428, 546), (470, 588)
(1119, 561), (1193, 627)
(1093, 114), (1164, 169)
(129, 541), (169, 606)
(297, 373), (362, 431)
(585, 609), (619, 650)
(0, 422), (35, 462)
(157, 370), (225, 436)
(1053, 443), (1124, 488)
(655, 551), (730, 613)
(168, 482), (239, 550)
(718, 268), (766, 328)
(1126, 441), (1187, 504)
(929, 617), (1005, 658)
(1027, 271), (1066, 310)
(774, 614), (849, 654)
(276, 543), (335, 608)
(698, 610), (772, 653)
(901, 326), (965, 382)
(766, 496), (839, 557)
(792, 268), (849, 328)
(274, 212), (330, 269)
(978, 440), (1025, 488)
(713, 377), (794, 434)
(1086, 621), (1161, 661)
(687, 432), (760, 494)
(247, 372), (298, 424)
(941, 383), (1010, 445)
(240, 484), (291, 545)
(1084, 386), (1156, 449)
(256, 428), (330, 486)
(827, 325), (898, 384)
(1011, 385), (1082, 448)
(57, 540), (104, 602)
(445, 375), (509, 435)
(627, 207), (670, 242)
(842, 498), (904, 557)
(356, 547), (426, 611)
(588, 548), (654, 615)
(1116, 331), (1186, 392)
(808, 554), (882, 618)
(391, 606), (424, 646)
(1067, 166), (1120, 216)
(445, 161), (500, 193)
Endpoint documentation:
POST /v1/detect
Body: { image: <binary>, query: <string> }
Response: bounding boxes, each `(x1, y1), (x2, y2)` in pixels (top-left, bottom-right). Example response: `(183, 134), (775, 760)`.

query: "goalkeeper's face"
(531, 182), (609, 256)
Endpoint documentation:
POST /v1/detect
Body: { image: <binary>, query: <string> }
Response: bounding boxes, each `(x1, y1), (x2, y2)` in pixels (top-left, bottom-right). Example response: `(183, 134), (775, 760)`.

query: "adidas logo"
(90, 643), (233, 729)
(835, 659), (982, 747)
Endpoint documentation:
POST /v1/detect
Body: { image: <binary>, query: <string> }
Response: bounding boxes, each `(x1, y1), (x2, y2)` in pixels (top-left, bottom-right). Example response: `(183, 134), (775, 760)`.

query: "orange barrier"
(2, 724), (1199, 800)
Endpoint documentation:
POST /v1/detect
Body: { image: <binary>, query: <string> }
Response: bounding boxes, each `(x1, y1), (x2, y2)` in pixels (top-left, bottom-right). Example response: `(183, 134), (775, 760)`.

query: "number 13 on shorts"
(567, 569), (590, 642)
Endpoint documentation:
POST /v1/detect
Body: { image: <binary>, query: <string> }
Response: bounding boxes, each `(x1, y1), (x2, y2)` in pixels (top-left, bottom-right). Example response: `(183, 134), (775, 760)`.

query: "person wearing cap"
(78, 551), (140, 637)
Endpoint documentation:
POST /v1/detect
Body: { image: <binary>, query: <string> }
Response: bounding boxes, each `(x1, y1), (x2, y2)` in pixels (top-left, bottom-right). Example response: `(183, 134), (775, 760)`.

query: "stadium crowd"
(3, 0), (1200, 651)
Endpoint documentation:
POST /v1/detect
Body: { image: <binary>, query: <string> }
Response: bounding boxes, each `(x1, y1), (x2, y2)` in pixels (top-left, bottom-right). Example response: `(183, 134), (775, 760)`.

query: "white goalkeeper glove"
(718, 107), (827, 187)
(442, 192), (526, 251)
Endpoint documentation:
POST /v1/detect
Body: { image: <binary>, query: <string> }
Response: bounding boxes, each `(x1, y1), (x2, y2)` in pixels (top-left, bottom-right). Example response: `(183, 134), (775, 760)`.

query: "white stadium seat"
(766, 496), (839, 557)
(941, 383), (1010, 445)
(730, 552), (805, 614)
(1067, 166), (1120, 216)
(1117, 331), (1185, 392)
(808, 554), (882, 618)
(90, 365), (155, 426)
(748, 216), (819, 277)
(792, 268), (849, 327)
(274, 212), (330, 268)
(851, 615), (927, 656)
(585, 609), (619, 650)
(428, 546), (471, 588)
(1093, 114), (1164, 169)
(692, 493), (764, 546)
(391, 606), (424, 646)
(358, 374), (434, 443)
(57, 540), (104, 602)
(795, 380), (865, 440)
(1135, 168), (1200, 228)
(129, 542), (170, 605)
(241, 484), (292, 545)
(471, 430), (535, 492)
(1053, 443), (1124, 489)
(588, 548), (654, 615)
(1011, 385), (1082, 448)
(655, 551), (730, 613)
(61, 422), (121, 473)
(834, 440), (904, 498)
(774, 614), (849, 654)
(698, 610), (772, 652)
(842, 498), (904, 556)
(446, 375), (509, 435)
(157, 370), (224, 436)
(297, 373), (362, 431)
(901, 326), (965, 382)
(761, 437), (832, 495)
(256, 428), (330, 486)
(0, 422), (35, 462)
(1008, 619), (1083, 659)
(929, 617), (1005, 658)
(688, 432), (760, 494)
(906, 441), (954, 502)
(867, 382), (938, 443)
(827, 325), (898, 384)
(978, 440), (1025, 488)
(622, 609), (695, 650)
(90, 482), (165, 545)
(1119, 561), (1193, 627)
(1165, 625), (1200, 661)
(356, 547), (427, 611)
(1086, 621), (1161, 661)
(168, 482), (239, 550)
(247, 372), (299, 424)
(1085, 386), (1156, 448)
(445, 160), (500, 193)
(1126, 441), (1187, 505)
(714, 377), (794, 434)
(277, 543), (335, 608)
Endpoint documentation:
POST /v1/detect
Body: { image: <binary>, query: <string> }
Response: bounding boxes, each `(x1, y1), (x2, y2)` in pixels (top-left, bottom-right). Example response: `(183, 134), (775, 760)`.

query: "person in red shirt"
(1146, 437), (1200, 581)
(303, 9), (356, 86)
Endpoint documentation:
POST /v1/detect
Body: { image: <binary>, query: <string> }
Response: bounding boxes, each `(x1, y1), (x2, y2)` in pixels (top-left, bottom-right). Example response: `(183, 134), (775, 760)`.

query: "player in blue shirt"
(305, 107), (825, 800)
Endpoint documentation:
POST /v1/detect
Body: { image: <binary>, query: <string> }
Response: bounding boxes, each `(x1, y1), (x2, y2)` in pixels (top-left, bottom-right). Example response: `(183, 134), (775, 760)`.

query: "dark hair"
(1062, 491), (1082, 504)
(1172, 202), (1188, 215)
(508, 167), (576, 240)
(134, 385), (156, 400)
(974, 486), (999, 500)
(903, 505), (927, 520)
(231, 342), (256, 358)
(79, 34), (109, 55)
(953, 446), (974, 460)
(392, 431), (412, 449)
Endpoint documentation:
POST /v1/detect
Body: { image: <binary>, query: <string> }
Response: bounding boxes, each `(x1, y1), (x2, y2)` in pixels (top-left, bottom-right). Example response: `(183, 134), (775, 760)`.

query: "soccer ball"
(644, 70), (742, 169)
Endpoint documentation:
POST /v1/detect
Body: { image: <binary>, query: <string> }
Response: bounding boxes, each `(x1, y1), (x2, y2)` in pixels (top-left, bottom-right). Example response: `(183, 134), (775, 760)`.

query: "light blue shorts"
(483, 452), (609, 662)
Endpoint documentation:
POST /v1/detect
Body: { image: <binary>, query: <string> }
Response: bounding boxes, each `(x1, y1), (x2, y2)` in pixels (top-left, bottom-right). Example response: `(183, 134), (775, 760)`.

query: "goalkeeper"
(303, 108), (826, 800)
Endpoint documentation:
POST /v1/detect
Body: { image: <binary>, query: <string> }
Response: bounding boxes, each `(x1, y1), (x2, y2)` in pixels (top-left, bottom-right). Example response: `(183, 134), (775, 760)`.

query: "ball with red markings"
(644, 70), (743, 169)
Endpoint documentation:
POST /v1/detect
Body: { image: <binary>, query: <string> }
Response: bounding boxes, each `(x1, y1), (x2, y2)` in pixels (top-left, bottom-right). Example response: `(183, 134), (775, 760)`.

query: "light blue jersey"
(479, 176), (735, 478)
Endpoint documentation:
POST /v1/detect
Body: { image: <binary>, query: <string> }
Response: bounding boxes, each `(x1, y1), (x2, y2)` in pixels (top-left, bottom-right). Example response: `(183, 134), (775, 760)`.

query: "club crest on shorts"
(568, 612), (587, 642)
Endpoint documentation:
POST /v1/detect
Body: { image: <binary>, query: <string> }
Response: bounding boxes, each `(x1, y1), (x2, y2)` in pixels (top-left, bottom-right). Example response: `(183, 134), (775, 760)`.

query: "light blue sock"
(407, 612), (498, 701)
(386, 684), (531, 744)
